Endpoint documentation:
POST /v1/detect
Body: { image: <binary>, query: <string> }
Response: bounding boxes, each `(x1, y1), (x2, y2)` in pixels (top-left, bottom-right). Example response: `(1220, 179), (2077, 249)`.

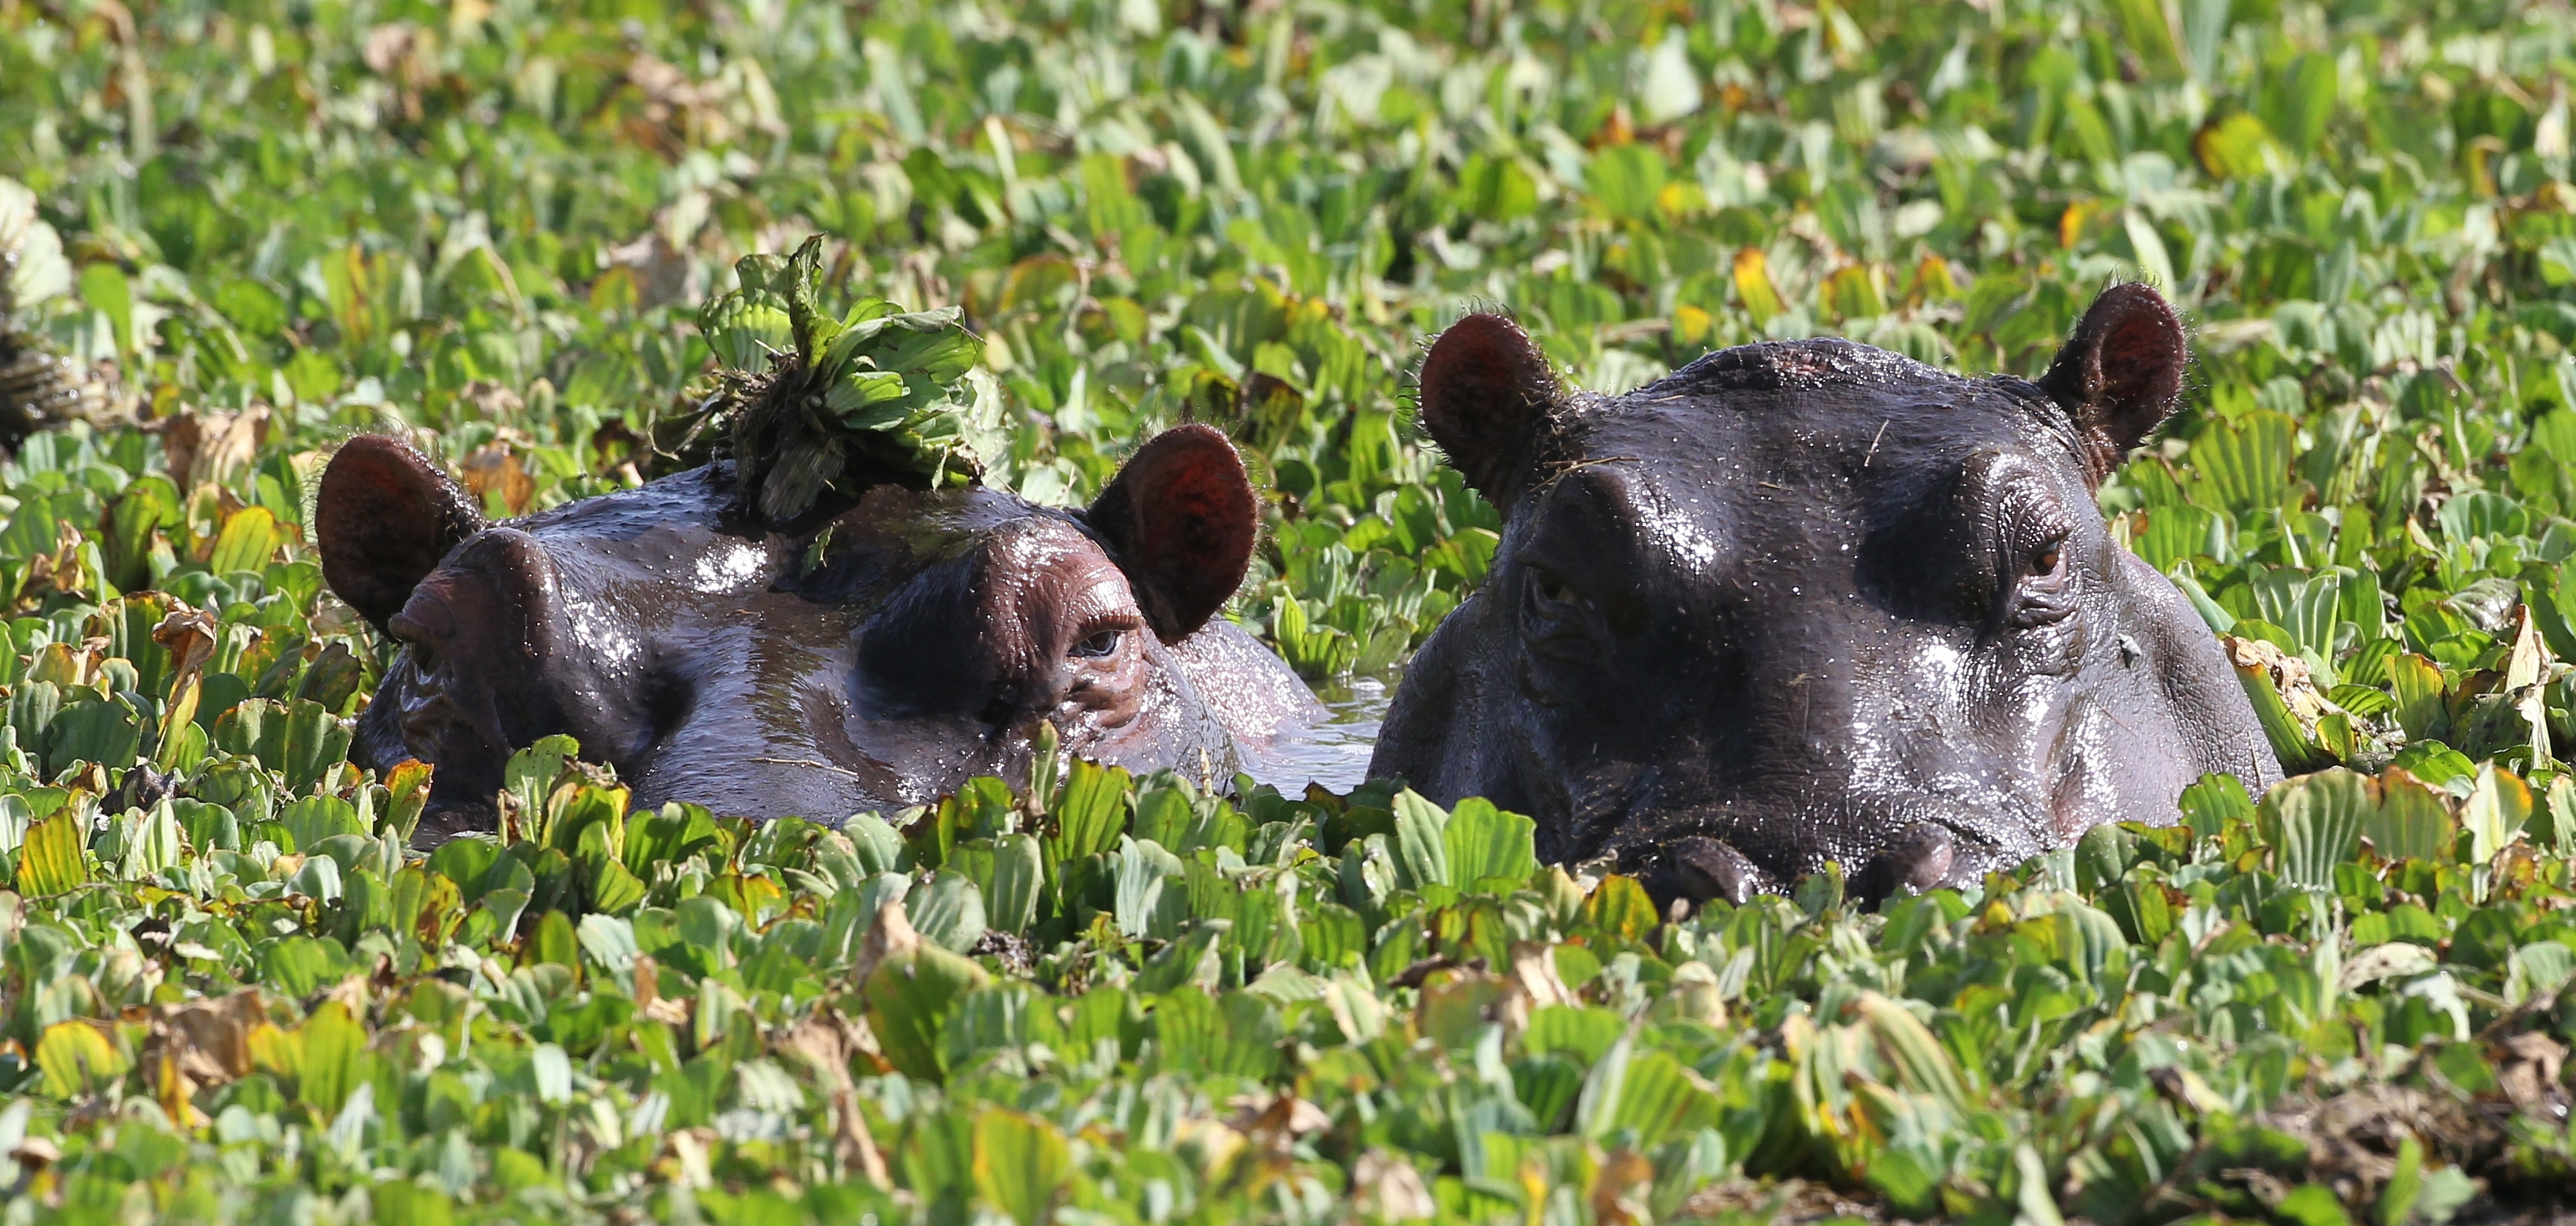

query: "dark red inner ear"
(316, 436), (488, 633)
(1085, 424), (1257, 643)
(2038, 283), (2188, 482)
(2093, 293), (2185, 414)
(1417, 313), (1560, 506)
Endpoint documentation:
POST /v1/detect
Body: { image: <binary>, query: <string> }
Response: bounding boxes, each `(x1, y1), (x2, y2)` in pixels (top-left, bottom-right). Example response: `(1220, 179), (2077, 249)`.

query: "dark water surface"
(1237, 673), (1392, 796)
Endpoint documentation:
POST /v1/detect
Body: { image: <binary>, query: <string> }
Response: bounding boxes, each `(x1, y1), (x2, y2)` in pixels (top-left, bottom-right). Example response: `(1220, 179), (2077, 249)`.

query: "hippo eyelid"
(1068, 621), (1135, 660)
(1530, 568), (1581, 608)
(2027, 530), (2069, 577)
(2005, 529), (2080, 628)
(1520, 563), (1593, 624)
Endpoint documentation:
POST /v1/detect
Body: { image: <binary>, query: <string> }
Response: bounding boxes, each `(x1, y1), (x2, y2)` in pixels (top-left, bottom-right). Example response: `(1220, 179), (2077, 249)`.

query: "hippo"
(1373, 284), (2279, 905)
(316, 425), (1322, 840)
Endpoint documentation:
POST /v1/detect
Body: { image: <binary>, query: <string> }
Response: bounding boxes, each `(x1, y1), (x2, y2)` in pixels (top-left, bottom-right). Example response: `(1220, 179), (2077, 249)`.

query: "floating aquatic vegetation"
(694, 236), (1003, 522)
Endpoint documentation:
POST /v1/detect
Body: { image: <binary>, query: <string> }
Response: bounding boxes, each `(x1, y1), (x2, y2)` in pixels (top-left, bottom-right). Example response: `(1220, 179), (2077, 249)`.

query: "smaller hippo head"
(318, 425), (1314, 839)
(1372, 284), (2279, 906)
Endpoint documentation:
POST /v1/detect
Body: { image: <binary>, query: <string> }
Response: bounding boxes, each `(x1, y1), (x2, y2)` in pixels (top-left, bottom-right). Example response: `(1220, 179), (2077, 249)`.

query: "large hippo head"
(1373, 284), (2279, 905)
(318, 425), (1320, 840)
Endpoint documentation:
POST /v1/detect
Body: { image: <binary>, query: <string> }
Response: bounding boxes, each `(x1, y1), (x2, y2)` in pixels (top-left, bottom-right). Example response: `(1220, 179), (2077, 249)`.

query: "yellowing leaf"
(12, 810), (89, 896)
(1580, 875), (1659, 942)
(1673, 303), (1713, 345)
(1733, 247), (1784, 322)
(36, 1018), (130, 1098)
(207, 506), (283, 575)
(2193, 112), (2279, 180)
(2058, 200), (2096, 250)
(1820, 264), (1888, 320)
(2466, 763), (2534, 865)
(1853, 992), (1974, 1111)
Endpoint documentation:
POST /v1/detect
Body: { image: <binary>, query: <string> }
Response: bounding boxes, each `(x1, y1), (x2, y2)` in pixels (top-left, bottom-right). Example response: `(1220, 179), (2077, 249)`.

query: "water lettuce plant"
(3, 733), (2575, 1223)
(694, 236), (1003, 521)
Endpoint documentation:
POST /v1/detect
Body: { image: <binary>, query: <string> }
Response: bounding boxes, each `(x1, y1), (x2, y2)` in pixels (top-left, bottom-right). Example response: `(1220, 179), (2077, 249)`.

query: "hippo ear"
(2037, 283), (2188, 483)
(316, 436), (487, 634)
(1086, 424), (1257, 643)
(1417, 312), (1563, 507)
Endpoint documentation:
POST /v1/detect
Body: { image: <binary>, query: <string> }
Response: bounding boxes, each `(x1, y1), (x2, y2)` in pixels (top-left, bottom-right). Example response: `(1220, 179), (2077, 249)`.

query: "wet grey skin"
(316, 424), (1323, 842)
(1373, 284), (2280, 907)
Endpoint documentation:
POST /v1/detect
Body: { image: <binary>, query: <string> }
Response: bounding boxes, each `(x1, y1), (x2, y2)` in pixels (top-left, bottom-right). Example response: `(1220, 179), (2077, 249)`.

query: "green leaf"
(297, 998), (369, 1116)
(262, 934), (356, 998)
(1442, 797), (1536, 892)
(2257, 769), (2368, 892)
(115, 798), (184, 880)
(2275, 1183), (2354, 1226)
(698, 295), (796, 372)
(79, 260), (134, 356)
(972, 1108), (1072, 1226)
(1588, 145), (1669, 222)
(372, 1183), (457, 1226)
(1110, 836), (1183, 941)
(588, 857), (647, 915)
(278, 795), (363, 854)
(906, 870), (988, 953)
(2262, 54), (2341, 153)
(972, 833), (1044, 934)
(2105, 0), (2183, 78)
(1045, 760), (1130, 870)
(1148, 987), (1284, 1079)
(863, 942), (990, 1080)
(1854, 992), (1972, 1112)
(1524, 1005), (1625, 1065)
(2464, 763), (2533, 864)
(2189, 411), (2296, 513)
(1389, 789), (1452, 889)
(2362, 770), (2456, 863)
(2376, 1133), (2425, 1226)
(46, 698), (140, 771)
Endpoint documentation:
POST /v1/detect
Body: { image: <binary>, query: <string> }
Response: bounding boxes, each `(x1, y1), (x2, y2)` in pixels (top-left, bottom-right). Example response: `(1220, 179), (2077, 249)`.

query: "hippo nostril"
(1670, 835), (1764, 907)
(1868, 823), (1957, 899)
(391, 595), (457, 645)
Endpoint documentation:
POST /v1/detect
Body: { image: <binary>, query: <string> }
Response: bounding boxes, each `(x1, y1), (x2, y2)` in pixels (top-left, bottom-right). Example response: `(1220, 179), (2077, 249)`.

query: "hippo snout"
(1616, 793), (2027, 909)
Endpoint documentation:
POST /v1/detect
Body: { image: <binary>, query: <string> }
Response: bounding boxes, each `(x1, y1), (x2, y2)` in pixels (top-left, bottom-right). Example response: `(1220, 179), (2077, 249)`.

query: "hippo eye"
(1071, 627), (1125, 660)
(1527, 568), (1583, 614)
(2030, 538), (2066, 577)
(2007, 530), (2078, 628)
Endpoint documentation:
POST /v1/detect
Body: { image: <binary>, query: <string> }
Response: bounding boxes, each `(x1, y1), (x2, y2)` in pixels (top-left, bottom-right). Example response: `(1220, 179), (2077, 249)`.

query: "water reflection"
(1237, 672), (1393, 796)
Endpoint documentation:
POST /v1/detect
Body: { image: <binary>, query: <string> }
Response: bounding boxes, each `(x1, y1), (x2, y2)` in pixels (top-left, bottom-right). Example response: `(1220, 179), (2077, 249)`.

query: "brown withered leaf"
(457, 444), (535, 517)
(142, 989), (267, 1124)
(152, 602), (219, 686)
(159, 406), (267, 491)
(850, 900), (922, 989)
(772, 1009), (892, 1187)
